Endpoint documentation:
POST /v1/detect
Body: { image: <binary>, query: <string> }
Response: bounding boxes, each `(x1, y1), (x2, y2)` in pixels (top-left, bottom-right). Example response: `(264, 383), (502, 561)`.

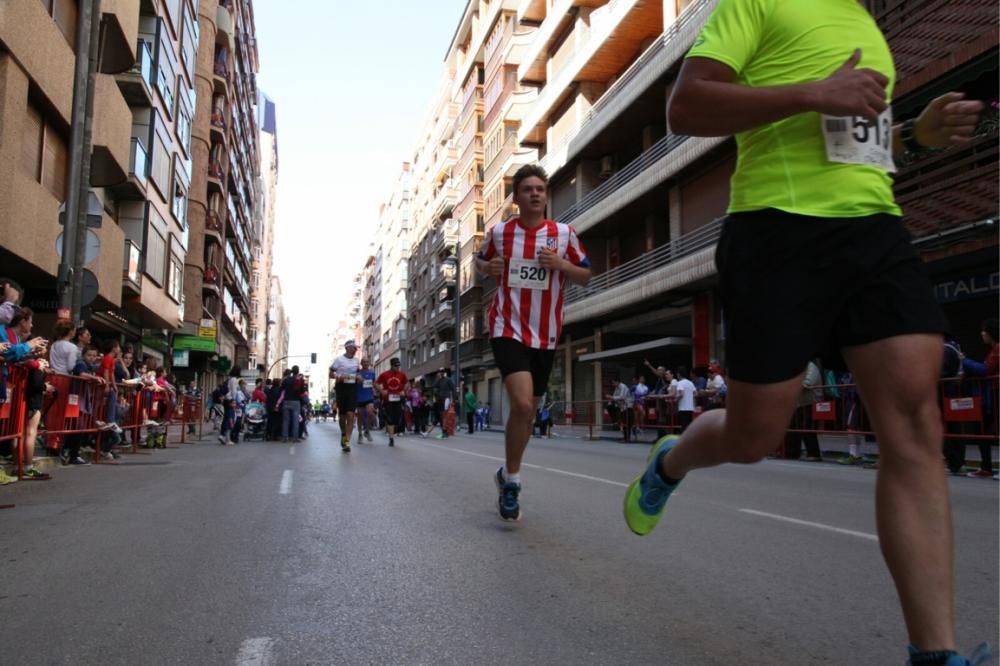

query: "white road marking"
(739, 508), (878, 542)
(289, 446), (295, 455)
(236, 637), (274, 666)
(279, 470), (293, 495)
(422, 442), (628, 488)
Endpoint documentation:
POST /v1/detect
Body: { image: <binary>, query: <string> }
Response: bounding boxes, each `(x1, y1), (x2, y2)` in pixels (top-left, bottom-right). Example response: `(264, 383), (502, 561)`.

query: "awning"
(578, 336), (692, 363)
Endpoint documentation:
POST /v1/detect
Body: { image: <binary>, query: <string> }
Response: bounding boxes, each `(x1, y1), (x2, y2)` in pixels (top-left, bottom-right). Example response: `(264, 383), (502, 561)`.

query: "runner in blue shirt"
(356, 358), (377, 444)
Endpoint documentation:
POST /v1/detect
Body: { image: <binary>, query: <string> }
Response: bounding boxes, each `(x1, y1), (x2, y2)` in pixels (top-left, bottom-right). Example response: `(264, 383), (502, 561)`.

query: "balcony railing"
(122, 239), (142, 292)
(484, 133), (518, 185)
(128, 137), (148, 183)
(208, 160), (225, 180)
(537, 0), (715, 175)
(206, 211), (224, 235)
(564, 217), (723, 305)
(556, 133), (685, 227)
(132, 39), (154, 87)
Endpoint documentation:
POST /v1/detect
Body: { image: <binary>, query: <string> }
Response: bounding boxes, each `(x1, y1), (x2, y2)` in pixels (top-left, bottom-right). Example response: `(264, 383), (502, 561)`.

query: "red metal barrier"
(562, 376), (999, 444)
(0, 365), (29, 476)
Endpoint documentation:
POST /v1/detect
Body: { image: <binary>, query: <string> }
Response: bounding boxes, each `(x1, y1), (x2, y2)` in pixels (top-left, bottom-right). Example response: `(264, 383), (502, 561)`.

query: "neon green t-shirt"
(687, 0), (902, 218)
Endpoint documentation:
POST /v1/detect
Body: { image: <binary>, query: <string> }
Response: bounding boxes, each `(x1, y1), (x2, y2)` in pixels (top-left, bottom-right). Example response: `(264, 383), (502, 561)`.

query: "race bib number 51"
(508, 258), (550, 290)
(821, 108), (895, 173)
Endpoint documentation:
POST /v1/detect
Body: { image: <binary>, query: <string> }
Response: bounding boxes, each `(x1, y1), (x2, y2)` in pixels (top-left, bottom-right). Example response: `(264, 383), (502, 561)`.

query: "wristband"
(900, 119), (923, 154)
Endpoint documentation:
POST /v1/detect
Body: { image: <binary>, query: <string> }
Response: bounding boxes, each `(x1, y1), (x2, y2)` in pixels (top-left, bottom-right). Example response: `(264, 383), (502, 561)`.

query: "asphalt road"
(2, 423), (997, 665)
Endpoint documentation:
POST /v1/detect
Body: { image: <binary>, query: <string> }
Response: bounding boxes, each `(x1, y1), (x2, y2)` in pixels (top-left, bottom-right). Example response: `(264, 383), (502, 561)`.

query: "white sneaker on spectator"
(101, 452), (114, 461)
(142, 419), (159, 427)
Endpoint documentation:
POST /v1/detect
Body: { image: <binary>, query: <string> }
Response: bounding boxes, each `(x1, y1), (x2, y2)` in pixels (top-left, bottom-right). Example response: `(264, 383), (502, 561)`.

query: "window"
(171, 155), (189, 234)
(179, 2), (200, 82)
(22, 99), (67, 200)
(155, 22), (177, 118)
(167, 245), (183, 303)
(148, 111), (171, 200)
(40, 0), (77, 49)
(145, 209), (167, 286)
(176, 86), (193, 159)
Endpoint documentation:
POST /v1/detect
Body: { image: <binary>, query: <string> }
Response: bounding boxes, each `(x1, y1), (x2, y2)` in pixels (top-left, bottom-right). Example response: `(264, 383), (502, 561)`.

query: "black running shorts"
(383, 399), (403, 427)
(335, 383), (358, 413)
(490, 337), (556, 397)
(715, 209), (948, 384)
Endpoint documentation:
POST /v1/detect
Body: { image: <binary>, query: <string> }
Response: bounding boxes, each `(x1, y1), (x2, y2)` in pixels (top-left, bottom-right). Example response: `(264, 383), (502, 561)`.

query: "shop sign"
(198, 318), (218, 338)
(173, 335), (217, 352)
(172, 350), (190, 368)
(141, 335), (170, 353)
(935, 272), (999, 304)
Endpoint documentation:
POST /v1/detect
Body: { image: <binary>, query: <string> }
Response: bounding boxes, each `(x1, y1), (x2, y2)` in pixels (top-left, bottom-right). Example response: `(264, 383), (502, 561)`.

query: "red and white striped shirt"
(479, 218), (590, 350)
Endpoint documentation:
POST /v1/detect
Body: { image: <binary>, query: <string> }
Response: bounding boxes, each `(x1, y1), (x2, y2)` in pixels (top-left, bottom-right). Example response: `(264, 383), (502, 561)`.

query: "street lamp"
(442, 242), (461, 418)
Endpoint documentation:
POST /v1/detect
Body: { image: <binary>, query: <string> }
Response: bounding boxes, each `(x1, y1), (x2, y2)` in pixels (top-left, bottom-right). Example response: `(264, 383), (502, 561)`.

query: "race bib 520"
(821, 108), (895, 173)
(508, 258), (549, 290)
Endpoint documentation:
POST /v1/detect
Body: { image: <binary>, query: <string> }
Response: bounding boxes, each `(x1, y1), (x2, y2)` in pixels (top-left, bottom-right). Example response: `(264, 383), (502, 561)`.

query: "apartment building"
(367, 0), (997, 411)
(361, 252), (381, 367)
(376, 164), (413, 373)
(523, 0), (997, 408)
(179, 0), (261, 386)
(0, 0), (208, 365)
(267, 273), (288, 377)
(250, 91), (277, 372)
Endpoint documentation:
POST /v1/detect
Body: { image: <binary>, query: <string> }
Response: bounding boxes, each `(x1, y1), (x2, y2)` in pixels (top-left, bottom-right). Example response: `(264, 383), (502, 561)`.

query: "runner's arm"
(668, 52), (889, 136)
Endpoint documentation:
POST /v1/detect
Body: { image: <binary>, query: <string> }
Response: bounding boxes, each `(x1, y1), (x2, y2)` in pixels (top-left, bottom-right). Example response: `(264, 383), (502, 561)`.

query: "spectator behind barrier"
(48, 321), (78, 375)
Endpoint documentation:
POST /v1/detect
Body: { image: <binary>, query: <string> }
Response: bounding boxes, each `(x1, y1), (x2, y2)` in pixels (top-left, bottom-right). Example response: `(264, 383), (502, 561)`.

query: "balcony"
(484, 133), (518, 187)
(122, 239), (142, 295)
(206, 210), (224, 241)
(555, 133), (726, 235)
(210, 109), (227, 144)
(207, 160), (225, 192)
(111, 137), (148, 200)
(537, 0), (716, 176)
(517, 0), (577, 83)
(99, 0), (139, 74)
(430, 301), (456, 334)
(213, 59), (230, 96)
(115, 39), (153, 106)
(520, 0), (665, 146)
(216, 3), (235, 51)
(564, 218), (723, 324)
(203, 263), (222, 293)
(90, 74), (131, 187)
(454, 184), (483, 219)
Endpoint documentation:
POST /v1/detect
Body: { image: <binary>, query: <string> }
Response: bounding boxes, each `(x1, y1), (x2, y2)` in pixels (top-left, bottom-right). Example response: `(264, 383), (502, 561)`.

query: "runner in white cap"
(329, 340), (361, 452)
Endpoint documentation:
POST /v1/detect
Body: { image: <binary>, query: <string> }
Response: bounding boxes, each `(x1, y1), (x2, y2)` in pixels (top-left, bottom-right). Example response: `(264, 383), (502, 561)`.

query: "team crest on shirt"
(545, 237), (558, 251)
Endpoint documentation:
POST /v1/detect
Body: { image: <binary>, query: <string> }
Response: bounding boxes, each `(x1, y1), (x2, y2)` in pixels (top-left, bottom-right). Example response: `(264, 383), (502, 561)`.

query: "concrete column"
(668, 184), (682, 241)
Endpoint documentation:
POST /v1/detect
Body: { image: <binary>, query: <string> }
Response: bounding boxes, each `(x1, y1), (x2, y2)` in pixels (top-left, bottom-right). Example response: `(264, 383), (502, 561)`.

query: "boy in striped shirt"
(476, 164), (592, 520)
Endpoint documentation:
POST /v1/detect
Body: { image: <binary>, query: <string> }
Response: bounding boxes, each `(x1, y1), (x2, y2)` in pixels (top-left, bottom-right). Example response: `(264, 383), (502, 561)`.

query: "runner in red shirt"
(476, 164), (591, 521)
(376, 357), (408, 447)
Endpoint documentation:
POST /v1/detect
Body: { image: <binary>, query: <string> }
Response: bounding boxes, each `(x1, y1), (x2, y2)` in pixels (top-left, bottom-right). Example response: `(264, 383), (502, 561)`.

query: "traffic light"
(310, 352), (317, 364)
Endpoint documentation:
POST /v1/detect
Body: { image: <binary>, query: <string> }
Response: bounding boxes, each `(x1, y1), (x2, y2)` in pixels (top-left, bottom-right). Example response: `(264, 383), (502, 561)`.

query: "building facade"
(251, 92), (278, 372)
(350, 0), (998, 417)
(0, 0), (202, 367)
(180, 0), (262, 388)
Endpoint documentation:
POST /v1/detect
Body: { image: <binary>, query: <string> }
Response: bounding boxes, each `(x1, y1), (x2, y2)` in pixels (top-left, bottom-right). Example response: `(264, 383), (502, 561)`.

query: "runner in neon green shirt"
(622, 1), (987, 663)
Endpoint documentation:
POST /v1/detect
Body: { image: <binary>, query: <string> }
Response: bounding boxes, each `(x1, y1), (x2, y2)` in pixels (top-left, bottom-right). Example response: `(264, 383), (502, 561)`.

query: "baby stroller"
(243, 401), (267, 440)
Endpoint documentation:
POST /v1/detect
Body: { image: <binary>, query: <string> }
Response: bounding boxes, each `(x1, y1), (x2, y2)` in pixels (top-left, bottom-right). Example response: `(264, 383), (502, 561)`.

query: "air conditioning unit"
(599, 155), (615, 178)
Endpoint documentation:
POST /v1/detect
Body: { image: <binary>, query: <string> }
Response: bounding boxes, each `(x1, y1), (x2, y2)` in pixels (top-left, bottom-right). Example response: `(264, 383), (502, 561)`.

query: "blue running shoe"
(623, 435), (681, 536)
(494, 467), (521, 521)
(906, 642), (992, 665)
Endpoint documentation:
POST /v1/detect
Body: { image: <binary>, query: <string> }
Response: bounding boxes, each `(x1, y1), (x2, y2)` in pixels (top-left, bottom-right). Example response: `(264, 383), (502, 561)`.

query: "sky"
(254, 0), (468, 371)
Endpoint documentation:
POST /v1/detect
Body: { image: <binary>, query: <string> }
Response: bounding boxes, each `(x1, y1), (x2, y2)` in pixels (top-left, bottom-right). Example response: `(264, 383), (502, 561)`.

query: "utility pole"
(70, 0), (103, 322)
(452, 239), (462, 420)
(57, 0), (97, 320)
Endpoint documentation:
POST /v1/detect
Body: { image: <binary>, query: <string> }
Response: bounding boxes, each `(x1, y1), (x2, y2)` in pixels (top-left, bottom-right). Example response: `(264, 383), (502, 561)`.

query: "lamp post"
(443, 241), (461, 419)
